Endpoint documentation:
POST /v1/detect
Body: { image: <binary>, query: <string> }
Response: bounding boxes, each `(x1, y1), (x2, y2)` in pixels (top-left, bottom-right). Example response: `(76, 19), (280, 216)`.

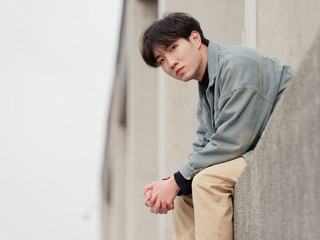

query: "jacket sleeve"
(179, 86), (273, 180)
(173, 97), (209, 196)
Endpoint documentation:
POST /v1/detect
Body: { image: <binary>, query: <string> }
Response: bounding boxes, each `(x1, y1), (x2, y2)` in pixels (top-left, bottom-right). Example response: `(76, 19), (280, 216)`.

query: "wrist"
(173, 171), (192, 196)
(170, 175), (181, 193)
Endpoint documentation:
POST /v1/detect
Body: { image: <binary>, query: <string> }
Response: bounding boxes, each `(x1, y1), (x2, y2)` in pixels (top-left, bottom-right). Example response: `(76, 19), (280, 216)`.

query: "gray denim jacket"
(179, 40), (295, 180)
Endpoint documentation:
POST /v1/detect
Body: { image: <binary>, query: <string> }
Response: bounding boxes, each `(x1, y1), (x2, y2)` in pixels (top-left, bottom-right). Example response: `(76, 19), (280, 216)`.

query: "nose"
(167, 55), (178, 69)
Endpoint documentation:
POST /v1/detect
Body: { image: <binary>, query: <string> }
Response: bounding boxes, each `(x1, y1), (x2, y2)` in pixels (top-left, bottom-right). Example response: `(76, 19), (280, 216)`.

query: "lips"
(176, 67), (184, 75)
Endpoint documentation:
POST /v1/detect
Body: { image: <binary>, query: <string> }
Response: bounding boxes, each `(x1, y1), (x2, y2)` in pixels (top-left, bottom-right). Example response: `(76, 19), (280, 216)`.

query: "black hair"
(140, 12), (209, 68)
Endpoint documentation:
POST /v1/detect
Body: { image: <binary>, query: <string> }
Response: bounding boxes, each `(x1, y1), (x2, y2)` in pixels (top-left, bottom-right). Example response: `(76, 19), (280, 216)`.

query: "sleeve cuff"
(174, 171), (193, 196)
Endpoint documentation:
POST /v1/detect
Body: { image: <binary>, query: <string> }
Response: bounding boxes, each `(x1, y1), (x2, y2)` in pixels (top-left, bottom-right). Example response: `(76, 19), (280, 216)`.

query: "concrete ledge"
(234, 27), (320, 240)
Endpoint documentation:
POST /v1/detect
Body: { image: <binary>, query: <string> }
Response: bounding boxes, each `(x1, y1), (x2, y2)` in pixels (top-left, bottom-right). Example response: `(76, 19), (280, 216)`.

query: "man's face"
(152, 33), (204, 82)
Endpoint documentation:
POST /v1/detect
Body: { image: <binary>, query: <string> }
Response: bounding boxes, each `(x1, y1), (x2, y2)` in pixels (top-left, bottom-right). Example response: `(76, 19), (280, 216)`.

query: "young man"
(140, 12), (294, 240)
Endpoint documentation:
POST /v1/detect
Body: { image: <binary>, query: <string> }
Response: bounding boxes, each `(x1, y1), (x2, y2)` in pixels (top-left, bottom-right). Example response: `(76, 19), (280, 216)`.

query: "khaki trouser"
(172, 157), (247, 240)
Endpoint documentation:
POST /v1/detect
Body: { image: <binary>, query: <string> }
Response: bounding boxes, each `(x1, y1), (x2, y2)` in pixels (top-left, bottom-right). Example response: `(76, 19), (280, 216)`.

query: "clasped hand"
(143, 176), (180, 214)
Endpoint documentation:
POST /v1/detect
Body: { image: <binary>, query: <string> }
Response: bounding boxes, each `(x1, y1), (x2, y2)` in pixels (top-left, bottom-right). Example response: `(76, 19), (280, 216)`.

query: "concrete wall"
(124, 0), (159, 239)
(256, 0), (320, 69)
(234, 1), (320, 239)
(234, 27), (320, 240)
(102, 0), (159, 239)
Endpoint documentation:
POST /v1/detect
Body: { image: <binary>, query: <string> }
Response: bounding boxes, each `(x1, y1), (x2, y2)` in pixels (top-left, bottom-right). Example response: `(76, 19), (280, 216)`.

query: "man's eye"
(159, 59), (164, 64)
(171, 46), (176, 51)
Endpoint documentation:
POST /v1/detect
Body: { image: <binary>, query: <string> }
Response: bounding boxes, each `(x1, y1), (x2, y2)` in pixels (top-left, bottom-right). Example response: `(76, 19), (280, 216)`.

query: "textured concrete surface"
(234, 28), (320, 240)
(256, 0), (320, 69)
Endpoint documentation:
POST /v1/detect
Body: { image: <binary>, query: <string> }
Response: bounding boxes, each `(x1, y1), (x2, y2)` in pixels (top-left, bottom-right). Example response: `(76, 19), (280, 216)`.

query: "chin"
(182, 75), (194, 82)
(173, 74), (192, 82)
(180, 78), (192, 83)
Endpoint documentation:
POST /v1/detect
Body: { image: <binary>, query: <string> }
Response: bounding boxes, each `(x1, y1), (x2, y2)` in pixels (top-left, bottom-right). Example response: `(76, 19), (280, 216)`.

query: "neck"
(195, 43), (208, 81)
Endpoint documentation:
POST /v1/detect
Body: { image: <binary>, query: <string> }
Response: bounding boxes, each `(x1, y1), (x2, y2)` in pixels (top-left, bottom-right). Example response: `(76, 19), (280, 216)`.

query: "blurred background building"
(102, 0), (320, 239)
(0, 1), (122, 239)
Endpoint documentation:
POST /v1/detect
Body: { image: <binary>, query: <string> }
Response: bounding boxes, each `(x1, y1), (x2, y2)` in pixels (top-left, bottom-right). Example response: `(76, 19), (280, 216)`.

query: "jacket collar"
(207, 40), (219, 88)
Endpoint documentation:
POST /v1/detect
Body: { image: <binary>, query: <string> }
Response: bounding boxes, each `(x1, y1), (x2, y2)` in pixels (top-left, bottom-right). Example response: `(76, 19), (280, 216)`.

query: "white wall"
(0, 0), (122, 239)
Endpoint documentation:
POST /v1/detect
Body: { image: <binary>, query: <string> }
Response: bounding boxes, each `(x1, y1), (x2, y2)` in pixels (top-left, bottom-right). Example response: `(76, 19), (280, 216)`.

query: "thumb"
(143, 183), (153, 195)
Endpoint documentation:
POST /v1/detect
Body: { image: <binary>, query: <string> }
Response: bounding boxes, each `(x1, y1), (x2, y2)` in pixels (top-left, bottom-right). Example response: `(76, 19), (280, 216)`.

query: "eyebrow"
(154, 55), (160, 61)
(153, 41), (176, 62)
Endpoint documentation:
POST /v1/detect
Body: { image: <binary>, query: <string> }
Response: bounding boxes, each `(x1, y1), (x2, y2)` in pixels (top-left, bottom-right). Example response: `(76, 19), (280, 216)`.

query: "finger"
(144, 190), (152, 206)
(162, 208), (168, 214)
(146, 190), (152, 201)
(144, 189), (151, 198)
(150, 201), (158, 213)
(154, 200), (161, 214)
(159, 206), (163, 214)
(144, 198), (150, 207)
(159, 206), (167, 214)
(161, 201), (168, 214)
(167, 201), (174, 210)
(143, 185), (153, 195)
(150, 206), (155, 213)
(150, 200), (161, 214)
(148, 194), (157, 207)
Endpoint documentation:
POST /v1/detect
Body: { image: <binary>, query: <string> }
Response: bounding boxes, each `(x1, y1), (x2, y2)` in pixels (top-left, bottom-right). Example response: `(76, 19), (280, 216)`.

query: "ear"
(189, 31), (202, 48)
